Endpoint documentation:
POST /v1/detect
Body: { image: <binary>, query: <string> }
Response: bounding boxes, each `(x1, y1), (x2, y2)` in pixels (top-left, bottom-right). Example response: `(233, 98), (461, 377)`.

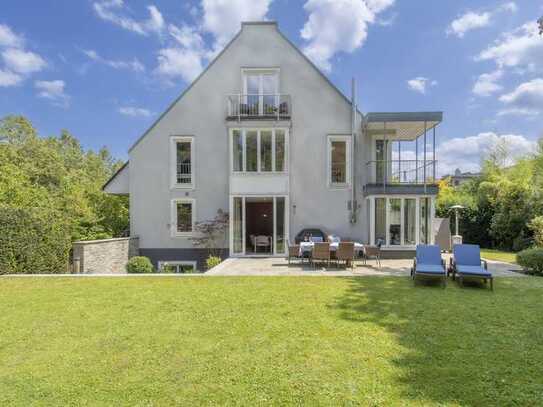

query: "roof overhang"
(102, 162), (129, 195)
(366, 112), (443, 141)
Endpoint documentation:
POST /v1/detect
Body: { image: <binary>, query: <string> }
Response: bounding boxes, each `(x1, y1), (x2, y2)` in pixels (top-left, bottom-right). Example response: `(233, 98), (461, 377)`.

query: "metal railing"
(365, 160), (437, 185)
(227, 94), (291, 120)
(176, 162), (192, 184)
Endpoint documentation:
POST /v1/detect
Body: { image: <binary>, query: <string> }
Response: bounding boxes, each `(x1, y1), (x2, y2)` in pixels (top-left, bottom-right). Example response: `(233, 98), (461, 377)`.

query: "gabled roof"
(102, 161), (128, 192)
(127, 21), (361, 153)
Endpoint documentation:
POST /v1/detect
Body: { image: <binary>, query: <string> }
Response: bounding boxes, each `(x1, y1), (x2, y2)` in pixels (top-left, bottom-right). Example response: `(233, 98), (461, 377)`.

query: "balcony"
(226, 94), (291, 121)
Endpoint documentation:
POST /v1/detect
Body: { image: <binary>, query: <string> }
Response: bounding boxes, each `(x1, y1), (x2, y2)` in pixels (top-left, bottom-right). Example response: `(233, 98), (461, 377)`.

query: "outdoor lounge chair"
(450, 244), (493, 290)
(412, 244), (447, 288)
(287, 244), (301, 265)
(363, 245), (381, 267)
(336, 242), (355, 269)
(312, 242), (330, 268)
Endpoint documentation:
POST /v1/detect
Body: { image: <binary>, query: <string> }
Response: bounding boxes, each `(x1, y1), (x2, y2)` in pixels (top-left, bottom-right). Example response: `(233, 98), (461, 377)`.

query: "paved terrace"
(206, 255), (524, 277)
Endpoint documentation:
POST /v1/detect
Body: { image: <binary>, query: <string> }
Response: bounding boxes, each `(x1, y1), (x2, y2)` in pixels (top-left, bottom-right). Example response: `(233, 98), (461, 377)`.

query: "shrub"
(516, 247), (543, 275)
(528, 216), (543, 247)
(126, 256), (154, 274)
(206, 256), (222, 270)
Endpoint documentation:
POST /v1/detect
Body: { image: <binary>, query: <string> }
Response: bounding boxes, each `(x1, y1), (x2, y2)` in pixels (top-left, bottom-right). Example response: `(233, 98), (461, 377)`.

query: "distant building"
(443, 168), (480, 187)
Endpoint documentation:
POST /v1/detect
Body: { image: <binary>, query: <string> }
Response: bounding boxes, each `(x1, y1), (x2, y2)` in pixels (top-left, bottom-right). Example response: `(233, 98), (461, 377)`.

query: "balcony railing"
(365, 160), (437, 185)
(176, 162), (192, 184)
(227, 94), (291, 120)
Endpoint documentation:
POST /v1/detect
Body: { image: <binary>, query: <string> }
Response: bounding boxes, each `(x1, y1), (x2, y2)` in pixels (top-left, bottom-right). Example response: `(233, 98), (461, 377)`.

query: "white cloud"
(156, 47), (204, 83)
(447, 3), (517, 38)
(407, 77), (437, 94)
(301, 0), (394, 72)
(0, 24), (24, 48)
(118, 106), (152, 118)
(93, 0), (165, 36)
(477, 22), (542, 71)
(437, 132), (535, 175)
(2, 48), (46, 74)
(34, 80), (69, 107)
(472, 70), (503, 97)
(0, 68), (22, 87)
(448, 12), (491, 38)
(202, 0), (272, 54)
(498, 78), (543, 116)
(83, 49), (144, 72)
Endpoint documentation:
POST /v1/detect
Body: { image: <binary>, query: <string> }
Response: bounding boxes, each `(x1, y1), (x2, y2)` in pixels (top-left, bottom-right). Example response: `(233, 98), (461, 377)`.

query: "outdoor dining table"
(299, 241), (365, 257)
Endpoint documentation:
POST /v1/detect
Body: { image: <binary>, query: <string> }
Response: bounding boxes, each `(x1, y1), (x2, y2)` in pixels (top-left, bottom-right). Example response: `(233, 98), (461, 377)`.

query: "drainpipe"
(350, 78), (357, 224)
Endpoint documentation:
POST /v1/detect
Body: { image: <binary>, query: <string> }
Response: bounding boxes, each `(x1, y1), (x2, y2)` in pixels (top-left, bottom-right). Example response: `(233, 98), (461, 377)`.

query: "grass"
(1, 276), (542, 406)
(481, 249), (518, 264)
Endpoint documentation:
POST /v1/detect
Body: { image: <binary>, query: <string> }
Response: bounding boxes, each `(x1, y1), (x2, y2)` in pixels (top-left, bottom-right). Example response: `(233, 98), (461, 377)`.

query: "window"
(158, 261), (197, 273)
(375, 198), (386, 245)
(404, 198), (416, 245)
(170, 136), (194, 189)
(243, 69), (279, 115)
(171, 199), (195, 236)
(231, 129), (288, 173)
(420, 197), (430, 244)
(327, 135), (351, 187)
(389, 198), (401, 245)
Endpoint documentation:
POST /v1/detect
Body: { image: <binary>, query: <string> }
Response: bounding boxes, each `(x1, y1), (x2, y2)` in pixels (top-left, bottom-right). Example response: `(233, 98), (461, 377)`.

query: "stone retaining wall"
(72, 237), (139, 274)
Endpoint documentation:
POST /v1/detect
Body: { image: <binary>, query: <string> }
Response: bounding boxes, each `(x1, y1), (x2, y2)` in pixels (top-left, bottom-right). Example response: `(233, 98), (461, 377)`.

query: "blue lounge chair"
(451, 244), (493, 290)
(411, 245), (447, 288)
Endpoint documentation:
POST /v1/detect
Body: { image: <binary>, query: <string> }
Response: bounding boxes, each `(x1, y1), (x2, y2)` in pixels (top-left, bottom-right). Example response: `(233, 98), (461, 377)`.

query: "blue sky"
(1, 0), (542, 174)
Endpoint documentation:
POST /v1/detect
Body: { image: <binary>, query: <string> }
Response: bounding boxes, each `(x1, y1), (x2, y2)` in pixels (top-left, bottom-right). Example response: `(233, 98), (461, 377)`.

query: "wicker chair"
(312, 242), (330, 268)
(336, 242), (355, 268)
(364, 245), (381, 268)
(287, 245), (301, 265)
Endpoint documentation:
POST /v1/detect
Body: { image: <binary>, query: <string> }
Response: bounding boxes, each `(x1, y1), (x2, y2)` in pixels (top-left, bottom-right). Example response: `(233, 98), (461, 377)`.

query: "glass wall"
(389, 199), (401, 245)
(404, 198), (416, 245)
(232, 130), (243, 172)
(420, 197), (430, 244)
(275, 130), (285, 172)
(232, 197), (243, 254)
(245, 130), (258, 172)
(275, 197), (285, 254)
(260, 130), (272, 172)
(375, 198), (386, 245)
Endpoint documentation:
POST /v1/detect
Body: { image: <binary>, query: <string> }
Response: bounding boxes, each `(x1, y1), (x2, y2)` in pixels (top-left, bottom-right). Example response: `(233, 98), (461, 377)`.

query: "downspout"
(350, 78), (357, 224)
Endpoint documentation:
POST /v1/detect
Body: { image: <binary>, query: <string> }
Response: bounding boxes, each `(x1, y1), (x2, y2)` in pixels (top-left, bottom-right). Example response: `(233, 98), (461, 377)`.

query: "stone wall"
(72, 237), (139, 274)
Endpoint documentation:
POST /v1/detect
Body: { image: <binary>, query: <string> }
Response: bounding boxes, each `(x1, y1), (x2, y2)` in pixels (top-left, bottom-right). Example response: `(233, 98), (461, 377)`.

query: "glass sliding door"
(375, 198), (386, 245)
(420, 197), (430, 244)
(404, 198), (416, 245)
(275, 197), (286, 254)
(389, 198), (401, 245)
(232, 197), (244, 254)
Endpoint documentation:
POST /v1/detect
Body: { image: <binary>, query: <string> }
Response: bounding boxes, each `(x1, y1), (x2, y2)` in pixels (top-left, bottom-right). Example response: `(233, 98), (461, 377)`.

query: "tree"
(188, 209), (229, 258)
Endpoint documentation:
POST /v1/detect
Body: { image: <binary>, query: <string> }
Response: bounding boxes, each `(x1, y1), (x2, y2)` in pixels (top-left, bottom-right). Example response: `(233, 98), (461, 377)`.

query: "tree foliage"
(0, 115), (128, 273)
(437, 137), (543, 250)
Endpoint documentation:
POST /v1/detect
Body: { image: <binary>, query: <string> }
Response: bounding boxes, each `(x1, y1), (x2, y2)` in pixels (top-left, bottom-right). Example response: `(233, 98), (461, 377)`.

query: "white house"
(104, 21), (442, 270)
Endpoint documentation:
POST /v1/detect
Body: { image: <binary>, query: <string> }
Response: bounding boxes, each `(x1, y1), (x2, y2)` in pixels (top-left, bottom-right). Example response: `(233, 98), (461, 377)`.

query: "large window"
(170, 136), (194, 189)
(171, 199), (195, 237)
(243, 69), (279, 115)
(327, 135), (351, 188)
(389, 199), (401, 245)
(420, 197), (430, 244)
(231, 129), (287, 173)
(404, 198), (416, 245)
(375, 198), (386, 245)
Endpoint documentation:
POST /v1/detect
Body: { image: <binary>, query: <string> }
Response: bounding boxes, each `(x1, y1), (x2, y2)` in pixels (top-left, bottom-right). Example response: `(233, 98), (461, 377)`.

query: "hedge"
(126, 256), (154, 274)
(516, 247), (543, 276)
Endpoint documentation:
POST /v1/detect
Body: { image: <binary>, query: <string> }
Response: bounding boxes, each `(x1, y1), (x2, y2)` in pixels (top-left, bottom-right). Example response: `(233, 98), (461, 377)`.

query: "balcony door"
(243, 69), (279, 115)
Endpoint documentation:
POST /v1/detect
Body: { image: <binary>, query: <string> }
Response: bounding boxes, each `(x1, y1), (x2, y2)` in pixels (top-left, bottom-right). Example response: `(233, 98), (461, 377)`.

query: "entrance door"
(230, 196), (288, 256)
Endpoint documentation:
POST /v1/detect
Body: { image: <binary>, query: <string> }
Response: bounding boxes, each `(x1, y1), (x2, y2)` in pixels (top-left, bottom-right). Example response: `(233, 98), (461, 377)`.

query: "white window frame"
(158, 260), (198, 273)
(327, 135), (351, 189)
(171, 198), (196, 237)
(229, 128), (289, 174)
(170, 136), (195, 190)
(242, 68), (280, 115)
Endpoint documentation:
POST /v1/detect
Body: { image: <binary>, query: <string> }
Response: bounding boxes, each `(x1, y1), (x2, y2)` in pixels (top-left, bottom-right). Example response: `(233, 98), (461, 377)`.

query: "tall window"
(171, 136), (194, 189)
(420, 197), (430, 244)
(243, 69), (279, 115)
(404, 198), (416, 245)
(328, 136), (351, 187)
(231, 129), (288, 173)
(172, 199), (195, 236)
(375, 198), (386, 245)
(389, 199), (401, 245)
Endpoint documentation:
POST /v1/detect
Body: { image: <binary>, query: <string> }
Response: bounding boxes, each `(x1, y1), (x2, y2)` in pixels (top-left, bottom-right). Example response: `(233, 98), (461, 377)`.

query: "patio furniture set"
(412, 244), (493, 290)
(287, 235), (382, 269)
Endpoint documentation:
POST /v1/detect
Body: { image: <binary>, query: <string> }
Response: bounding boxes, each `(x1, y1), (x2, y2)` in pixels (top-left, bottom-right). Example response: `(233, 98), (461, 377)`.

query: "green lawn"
(481, 249), (518, 264)
(1, 277), (542, 406)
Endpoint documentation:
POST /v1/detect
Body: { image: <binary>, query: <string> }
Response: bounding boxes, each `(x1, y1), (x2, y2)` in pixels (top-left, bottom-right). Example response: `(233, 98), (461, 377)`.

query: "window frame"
(171, 198), (196, 237)
(229, 128), (289, 174)
(170, 136), (195, 190)
(158, 260), (198, 273)
(327, 135), (352, 189)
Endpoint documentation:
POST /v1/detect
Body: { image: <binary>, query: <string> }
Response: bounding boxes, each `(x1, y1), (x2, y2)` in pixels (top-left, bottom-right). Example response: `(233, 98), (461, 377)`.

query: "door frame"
(229, 194), (289, 257)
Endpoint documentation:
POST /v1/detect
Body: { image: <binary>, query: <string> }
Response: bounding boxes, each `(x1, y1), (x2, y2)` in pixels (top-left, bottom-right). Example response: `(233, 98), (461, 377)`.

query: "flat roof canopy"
(366, 112), (443, 141)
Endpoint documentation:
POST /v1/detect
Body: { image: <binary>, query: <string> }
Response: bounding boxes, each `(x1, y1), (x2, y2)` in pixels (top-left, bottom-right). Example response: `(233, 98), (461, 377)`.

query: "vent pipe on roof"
(350, 78), (357, 224)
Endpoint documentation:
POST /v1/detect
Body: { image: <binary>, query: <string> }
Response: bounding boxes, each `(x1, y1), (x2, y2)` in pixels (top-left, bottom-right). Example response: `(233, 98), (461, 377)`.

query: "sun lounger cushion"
(453, 244), (482, 266)
(457, 265), (492, 277)
(416, 245), (442, 265)
(416, 264), (445, 274)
